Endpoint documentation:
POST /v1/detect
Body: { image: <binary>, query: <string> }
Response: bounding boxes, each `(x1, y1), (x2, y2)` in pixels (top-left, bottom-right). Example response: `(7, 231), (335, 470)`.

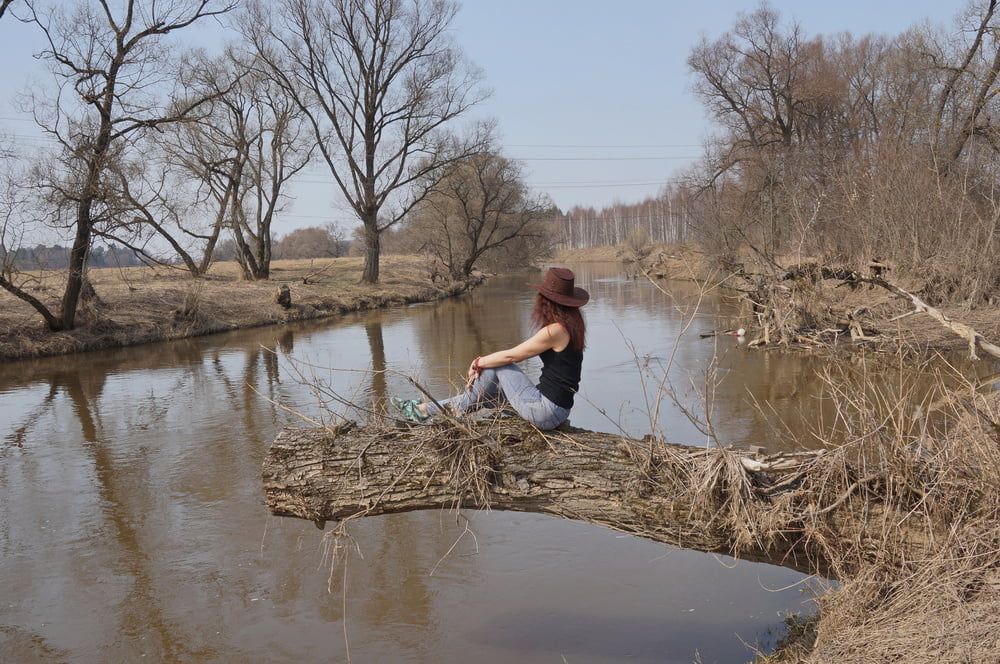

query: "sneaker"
(390, 396), (429, 423)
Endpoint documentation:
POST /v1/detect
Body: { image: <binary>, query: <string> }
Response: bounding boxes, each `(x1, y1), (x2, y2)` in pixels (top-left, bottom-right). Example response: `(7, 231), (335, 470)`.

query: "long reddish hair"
(531, 294), (586, 352)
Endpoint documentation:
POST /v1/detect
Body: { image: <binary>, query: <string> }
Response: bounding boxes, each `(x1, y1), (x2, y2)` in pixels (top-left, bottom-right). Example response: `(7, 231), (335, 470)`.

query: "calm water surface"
(2, 263), (848, 663)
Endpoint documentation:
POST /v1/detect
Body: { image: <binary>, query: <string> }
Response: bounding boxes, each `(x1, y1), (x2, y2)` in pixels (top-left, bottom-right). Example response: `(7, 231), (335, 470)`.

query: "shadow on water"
(5, 261), (985, 662)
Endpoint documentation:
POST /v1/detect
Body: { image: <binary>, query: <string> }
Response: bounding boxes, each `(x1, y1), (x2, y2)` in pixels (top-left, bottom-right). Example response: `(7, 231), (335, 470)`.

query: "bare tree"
(161, 50), (316, 280)
(937, 1), (1000, 165)
(678, 1), (1000, 304)
(933, 0), (997, 134)
(408, 151), (553, 278)
(242, 0), (490, 284)
(96, 154), (221, 276)
(148, 52), (250, 276)
(1, 0), (236, 331)
(226, 59), (316, 279)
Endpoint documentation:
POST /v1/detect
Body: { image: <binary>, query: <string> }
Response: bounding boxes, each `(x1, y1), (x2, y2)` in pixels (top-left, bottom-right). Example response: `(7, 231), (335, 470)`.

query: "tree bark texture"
(361, 221), (381, 284)
(263, 419), (863, 577)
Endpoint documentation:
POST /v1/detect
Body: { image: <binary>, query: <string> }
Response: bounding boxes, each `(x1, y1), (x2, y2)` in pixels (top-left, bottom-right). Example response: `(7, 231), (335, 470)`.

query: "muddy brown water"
(8, 260), (962, 663)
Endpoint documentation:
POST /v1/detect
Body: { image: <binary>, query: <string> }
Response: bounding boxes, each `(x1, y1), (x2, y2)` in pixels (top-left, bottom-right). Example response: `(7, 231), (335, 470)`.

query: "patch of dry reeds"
(755, 359), (1000, 662)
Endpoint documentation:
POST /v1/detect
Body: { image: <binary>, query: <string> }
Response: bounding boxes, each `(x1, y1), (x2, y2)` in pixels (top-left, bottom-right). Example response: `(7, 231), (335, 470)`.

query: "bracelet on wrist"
(473, 356), (482, 371)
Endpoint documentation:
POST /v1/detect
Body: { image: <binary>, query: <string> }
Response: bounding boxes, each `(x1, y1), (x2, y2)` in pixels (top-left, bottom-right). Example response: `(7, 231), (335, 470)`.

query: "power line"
(531, 180), (671, 189)
(0, 132), (701, 162)
(512, 155), (698, 161)
(504, 143), (701, 148)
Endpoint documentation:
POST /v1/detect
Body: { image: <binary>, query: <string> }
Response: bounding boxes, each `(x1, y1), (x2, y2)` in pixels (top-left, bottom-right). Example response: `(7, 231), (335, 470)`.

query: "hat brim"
(530, 284), (590, 307)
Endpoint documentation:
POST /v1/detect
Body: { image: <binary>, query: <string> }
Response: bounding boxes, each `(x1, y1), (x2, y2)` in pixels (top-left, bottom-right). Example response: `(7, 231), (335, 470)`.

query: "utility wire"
(531, 180), (672, 189)
(505, 143), (701, 148)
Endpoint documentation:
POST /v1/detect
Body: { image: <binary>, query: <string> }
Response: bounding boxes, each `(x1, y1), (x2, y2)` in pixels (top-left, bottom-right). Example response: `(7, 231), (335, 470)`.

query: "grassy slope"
(0, 256), (476, 362)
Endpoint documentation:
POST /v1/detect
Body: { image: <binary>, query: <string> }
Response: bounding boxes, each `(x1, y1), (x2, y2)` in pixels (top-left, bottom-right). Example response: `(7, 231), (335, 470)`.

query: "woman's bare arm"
(476, 324), (570, 369)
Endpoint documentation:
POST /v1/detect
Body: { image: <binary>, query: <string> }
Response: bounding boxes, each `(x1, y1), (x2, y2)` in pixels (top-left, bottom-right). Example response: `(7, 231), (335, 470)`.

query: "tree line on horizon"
(2, 223), (355, 271)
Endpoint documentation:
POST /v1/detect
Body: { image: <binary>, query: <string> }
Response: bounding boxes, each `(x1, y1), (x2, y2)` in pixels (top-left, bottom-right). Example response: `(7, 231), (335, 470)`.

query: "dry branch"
(734, 262), (1000, 359)
(799, 265), (1000, 360)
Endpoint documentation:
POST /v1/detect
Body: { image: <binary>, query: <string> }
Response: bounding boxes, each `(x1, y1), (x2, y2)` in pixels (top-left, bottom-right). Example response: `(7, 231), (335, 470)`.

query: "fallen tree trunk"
(263, 418), (918, 578)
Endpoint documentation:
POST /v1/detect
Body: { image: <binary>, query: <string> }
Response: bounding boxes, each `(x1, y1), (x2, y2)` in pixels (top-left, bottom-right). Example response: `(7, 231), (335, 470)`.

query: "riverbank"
(553, 245), (624, 262)
(554, 243), (711, 277)
(556, 243), (1000, 355)
(0, 256), (480, 362)
(760, 394), (1000, 664)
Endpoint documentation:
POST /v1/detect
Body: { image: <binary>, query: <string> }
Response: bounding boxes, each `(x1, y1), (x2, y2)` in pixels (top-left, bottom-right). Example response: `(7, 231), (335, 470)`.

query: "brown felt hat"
(530, 267), (589, 307)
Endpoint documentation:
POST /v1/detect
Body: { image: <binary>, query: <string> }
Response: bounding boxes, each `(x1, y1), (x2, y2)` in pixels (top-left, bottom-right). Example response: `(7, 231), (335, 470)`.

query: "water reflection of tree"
(0, 328), (306, 659)
(56, 368), (185, 659)
(357, 514), (435, 655)
(365, 321), (387, 405)
(411, 287), (527, 380)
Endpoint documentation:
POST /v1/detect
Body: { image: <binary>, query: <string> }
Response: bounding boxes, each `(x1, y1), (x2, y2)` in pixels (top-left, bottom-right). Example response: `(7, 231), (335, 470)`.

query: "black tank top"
(537, 346), (584, 409)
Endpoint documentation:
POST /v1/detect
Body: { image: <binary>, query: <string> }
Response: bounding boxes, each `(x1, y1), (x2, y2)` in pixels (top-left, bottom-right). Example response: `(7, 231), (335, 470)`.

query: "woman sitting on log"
(393, 267), (589, 430)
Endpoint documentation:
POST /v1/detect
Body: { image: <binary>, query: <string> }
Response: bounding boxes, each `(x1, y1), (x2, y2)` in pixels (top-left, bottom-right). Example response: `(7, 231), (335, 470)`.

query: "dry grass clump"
(727, 263), (897, 348)
(756, 361), (1000, 662)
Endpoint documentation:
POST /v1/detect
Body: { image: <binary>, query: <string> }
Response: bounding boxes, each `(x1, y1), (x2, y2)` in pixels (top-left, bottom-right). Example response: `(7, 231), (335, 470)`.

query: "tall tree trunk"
(361, 217), (380, 284)
(257, 213), (272, 280)
(197, 221), (223, 275)
(59, 198), (94, 331)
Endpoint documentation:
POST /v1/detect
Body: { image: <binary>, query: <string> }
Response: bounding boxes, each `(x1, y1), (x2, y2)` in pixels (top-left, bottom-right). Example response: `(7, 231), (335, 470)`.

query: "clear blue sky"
(0, 0), (968, 239)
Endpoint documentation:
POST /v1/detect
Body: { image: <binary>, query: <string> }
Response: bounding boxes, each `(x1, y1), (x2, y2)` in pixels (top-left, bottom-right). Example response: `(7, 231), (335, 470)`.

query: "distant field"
(0, 256), (475, 362)
(553, 245), (623, 262)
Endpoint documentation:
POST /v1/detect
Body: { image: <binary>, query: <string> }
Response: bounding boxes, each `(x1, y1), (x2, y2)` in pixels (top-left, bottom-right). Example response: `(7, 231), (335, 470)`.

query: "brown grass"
(0, 256), (478, 362)
(552, 244), (624, 262)
(754, 361), (1000, 663)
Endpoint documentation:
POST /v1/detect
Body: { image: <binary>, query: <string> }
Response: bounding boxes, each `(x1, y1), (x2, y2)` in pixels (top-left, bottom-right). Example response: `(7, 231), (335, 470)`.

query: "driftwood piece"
(264, 419), (848, 577)
(863, 276), (1000, 361)
(780, 264), (1000, 360)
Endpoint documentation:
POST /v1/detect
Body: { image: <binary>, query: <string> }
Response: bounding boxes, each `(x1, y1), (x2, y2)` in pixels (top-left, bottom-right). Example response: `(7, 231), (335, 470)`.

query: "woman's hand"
(465, 357), (481, 390)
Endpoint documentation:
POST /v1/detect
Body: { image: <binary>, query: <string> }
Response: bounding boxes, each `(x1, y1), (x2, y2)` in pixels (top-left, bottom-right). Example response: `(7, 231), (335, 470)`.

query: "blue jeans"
(425, 365), (571, 431)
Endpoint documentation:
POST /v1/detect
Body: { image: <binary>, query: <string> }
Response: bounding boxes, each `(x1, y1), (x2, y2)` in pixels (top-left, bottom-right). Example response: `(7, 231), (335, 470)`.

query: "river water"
(1, 262), (848, 663)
